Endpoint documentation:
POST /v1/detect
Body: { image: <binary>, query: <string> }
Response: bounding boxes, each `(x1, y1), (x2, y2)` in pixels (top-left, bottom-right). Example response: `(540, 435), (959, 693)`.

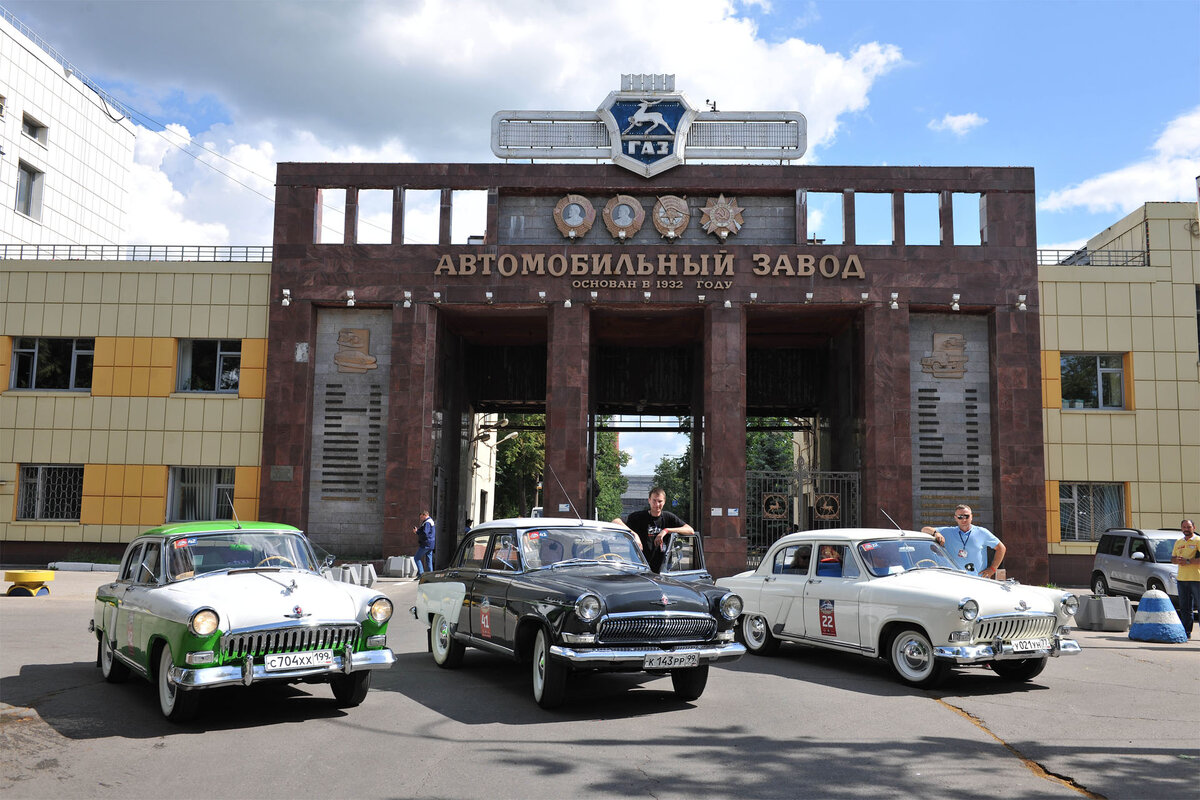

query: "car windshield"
(1152, 539), (1176, 562)
(166, 531), (319, 579)
(857, 538), (959, 577)
(519, 526), (647, 570)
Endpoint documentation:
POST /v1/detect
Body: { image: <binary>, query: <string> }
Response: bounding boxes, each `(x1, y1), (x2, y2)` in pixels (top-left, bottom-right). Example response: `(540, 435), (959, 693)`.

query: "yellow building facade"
(1040, 202), (1200, 583)
(0, 258), (270, 560)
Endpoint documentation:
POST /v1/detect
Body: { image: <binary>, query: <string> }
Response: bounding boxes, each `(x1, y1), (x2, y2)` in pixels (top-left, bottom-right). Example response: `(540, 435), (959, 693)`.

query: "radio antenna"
(226, 491), (242, 529)
(879, 508), (903, 533)
(545, 463), (582, 523)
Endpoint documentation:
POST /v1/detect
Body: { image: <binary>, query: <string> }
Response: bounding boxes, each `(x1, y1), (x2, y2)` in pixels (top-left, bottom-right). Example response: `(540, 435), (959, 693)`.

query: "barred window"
(17, 465), (84, 520)
(177, 339), (240, 392)
(1060, 482), (1125, 542)
(168, 467), (235, 521)
(10, 337), (94, 390)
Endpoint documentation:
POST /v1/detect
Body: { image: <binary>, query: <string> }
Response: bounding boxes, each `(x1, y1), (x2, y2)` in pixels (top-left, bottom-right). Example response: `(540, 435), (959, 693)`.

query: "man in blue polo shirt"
(922, 505), (1007, 577)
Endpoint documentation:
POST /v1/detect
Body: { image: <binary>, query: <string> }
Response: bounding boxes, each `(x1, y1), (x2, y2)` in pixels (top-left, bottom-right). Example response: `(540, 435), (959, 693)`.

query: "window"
(457, 532), (491, 568)
(177, 339), (240, 392)
(17, 465), (84, 520)
(168, 467), (235, 521)
(772, 544), (812, 575)
(1060, 353), (1124, 409)
(16, 161), (44, 220)
(21, 113), (48, 145)
(1059, 482), (1124, 541)
(10, 337), (93, 390)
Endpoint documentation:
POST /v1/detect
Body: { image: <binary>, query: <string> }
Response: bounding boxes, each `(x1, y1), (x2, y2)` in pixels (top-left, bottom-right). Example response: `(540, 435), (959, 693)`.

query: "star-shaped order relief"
(700, 194), (745, 240)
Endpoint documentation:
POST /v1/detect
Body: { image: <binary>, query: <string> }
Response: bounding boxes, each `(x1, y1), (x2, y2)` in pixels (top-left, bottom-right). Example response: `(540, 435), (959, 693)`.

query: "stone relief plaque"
(602, 194), (645, 240)
(553, 194), (596, 239)
(700, 194), (744, 241)
(651, 195), (691, 239)
(920, 333), (968, 378)
(333, 328), (378, 373)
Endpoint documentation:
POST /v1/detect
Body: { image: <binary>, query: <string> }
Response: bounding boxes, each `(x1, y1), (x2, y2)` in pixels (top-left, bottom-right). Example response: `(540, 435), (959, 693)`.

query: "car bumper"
(549, 641), (746, 667)
(934, 635), (1081, 664)
(169, 648), (396, 690)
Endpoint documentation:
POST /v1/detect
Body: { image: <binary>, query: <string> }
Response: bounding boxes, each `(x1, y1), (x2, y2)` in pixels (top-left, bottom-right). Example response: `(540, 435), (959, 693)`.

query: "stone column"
(544, 304), (589, 516)
(862, 303), (912, 527)
(990, 306), (1047, 583)
(386, 302), (440, 557)
(701, 303), (746, 577)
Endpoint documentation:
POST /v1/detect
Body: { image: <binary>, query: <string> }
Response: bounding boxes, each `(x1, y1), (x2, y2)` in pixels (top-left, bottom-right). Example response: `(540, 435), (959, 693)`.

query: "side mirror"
(1130, 551), (1145, 561)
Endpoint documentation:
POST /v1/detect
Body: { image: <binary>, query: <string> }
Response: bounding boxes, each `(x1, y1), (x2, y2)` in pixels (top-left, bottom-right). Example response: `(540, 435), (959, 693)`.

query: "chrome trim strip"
(462, 636), (516, 657)
(168, 648), (395, 690)
(548, 641), (745, 666)
(112, 648), (149, 679)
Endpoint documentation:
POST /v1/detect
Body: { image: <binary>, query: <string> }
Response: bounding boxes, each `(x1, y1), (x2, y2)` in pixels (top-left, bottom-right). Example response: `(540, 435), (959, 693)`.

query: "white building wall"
(0, 12), (135, 246)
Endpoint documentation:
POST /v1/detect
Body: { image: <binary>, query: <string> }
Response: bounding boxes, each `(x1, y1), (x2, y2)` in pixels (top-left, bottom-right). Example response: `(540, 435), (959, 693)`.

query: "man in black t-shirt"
(613, 486), (694, 572)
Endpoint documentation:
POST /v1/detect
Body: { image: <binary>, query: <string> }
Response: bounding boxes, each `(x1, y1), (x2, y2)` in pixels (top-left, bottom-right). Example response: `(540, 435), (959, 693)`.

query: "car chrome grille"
(972, 614), (1056, 643)
(221, 624), (360, 659)
(597, 614), (716, 644)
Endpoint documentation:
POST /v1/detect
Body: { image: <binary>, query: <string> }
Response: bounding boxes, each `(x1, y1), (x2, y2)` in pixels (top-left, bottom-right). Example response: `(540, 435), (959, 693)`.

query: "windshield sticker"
(898, 546), (915, 552)
(173, 538), (190, 549)
(526, 531), (542, 540)
(819, 599), (836, 636)
(860, 542), (878, 551)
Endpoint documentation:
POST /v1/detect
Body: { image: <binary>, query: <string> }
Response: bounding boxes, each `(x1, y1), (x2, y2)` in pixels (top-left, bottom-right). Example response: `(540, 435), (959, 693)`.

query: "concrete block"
(360, 563), (377, 587)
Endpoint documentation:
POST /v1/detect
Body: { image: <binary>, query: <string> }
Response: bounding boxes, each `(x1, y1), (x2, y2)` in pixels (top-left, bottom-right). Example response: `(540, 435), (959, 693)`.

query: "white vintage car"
(91, 521), (396, 720)
(717, 528), (1081, 687)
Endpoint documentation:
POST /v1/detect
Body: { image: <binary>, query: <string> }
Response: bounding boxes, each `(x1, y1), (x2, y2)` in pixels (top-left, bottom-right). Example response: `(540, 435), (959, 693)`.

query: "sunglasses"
(955, 514), (971, 519)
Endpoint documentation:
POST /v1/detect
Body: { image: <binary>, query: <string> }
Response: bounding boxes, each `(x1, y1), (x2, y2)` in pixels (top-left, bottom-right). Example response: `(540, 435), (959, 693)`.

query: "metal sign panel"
(490, 74), (806, 177)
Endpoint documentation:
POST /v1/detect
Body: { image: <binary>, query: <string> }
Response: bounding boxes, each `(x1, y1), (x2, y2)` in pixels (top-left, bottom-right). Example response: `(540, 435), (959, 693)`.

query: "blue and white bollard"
(1127, 589), (1188, 643)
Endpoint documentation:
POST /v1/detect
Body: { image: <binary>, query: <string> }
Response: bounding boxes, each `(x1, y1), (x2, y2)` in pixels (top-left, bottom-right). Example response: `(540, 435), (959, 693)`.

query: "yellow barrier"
(4, 569), (55, 597)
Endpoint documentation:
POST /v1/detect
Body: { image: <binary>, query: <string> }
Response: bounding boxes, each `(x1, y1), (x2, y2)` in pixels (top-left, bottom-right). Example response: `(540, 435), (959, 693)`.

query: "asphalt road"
(1, 572), (1196, 800)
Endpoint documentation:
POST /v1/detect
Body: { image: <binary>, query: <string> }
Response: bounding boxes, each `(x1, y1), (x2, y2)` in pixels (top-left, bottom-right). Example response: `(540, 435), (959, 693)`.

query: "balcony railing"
(1037, 249), (1147, 267)
(0, 244), (272, 262)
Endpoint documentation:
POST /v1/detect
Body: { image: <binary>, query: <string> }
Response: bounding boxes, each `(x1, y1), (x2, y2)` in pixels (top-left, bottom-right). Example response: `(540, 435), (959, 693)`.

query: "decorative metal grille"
(16, 465), (83, 520)
(597, 614), (716, 644)
(221, 623), (360, 659)
(745, 470), (860, 568)
(973, 615), (1057, 643)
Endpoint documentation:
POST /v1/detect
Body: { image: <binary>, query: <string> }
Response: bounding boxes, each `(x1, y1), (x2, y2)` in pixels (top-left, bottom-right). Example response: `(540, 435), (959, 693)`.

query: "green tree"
(593, 421), (630, 521)
(494, 414), (545, 518)
(653, 448), (692, 522)
(747, 417), (796, 472)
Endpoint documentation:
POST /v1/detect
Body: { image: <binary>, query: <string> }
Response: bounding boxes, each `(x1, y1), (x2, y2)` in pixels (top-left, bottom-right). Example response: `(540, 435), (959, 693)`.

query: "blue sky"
(6, 0), (1197, 472)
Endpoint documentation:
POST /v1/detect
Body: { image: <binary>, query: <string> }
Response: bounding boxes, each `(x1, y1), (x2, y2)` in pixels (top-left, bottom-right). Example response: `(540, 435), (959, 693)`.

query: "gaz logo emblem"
(598, 91), (697, 178)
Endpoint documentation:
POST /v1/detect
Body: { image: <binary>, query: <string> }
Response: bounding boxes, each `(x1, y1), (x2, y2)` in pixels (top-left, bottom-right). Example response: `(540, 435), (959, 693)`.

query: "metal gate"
(744, 470), (860, 568)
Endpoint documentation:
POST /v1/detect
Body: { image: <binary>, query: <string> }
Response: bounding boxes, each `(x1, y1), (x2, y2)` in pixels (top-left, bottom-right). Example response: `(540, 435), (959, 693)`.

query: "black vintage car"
(413, 518), (745, 708)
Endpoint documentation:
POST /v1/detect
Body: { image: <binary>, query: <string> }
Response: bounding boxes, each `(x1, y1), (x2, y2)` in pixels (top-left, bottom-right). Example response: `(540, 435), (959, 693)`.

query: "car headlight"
(368, 597), (393, 623)
(575, 593), (602, 623)
(719, 592), (743, 621)
(188, 608), (220, 636)
(958, 598), (979, 622)
(1060, 594), (1078, 617)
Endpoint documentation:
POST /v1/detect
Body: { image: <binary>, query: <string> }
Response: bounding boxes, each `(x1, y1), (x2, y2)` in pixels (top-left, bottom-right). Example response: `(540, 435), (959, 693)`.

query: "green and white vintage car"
(90, 521), (396, 721)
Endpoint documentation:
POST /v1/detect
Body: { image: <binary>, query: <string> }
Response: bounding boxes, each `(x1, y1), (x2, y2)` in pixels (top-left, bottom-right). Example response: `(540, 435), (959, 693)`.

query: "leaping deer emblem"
(622, 99), (674, 135)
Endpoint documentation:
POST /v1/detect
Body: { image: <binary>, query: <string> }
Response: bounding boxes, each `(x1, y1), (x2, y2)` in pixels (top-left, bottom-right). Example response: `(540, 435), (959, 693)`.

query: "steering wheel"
(257, 555), (296, 568)
(597, 552), (626, 562)
(913, 558), (938, 568)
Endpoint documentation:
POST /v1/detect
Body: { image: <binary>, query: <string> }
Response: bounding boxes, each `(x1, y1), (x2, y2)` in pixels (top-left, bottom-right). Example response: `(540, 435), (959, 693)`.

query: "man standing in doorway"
(1170, 518), (1198, 638)
(413, 510), (436, 576)
(614, 486), (694, 572)
(922, 504), (1006, 577)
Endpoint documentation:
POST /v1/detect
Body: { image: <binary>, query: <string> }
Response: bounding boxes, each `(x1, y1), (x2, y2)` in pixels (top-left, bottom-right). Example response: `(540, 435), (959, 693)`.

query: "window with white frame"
(1059, 482), (1125, 542)
(168, 467), (236, 521)
(17, 465), (84, 520)
(1060, 353), (1125, 409)
(177, 339), (241, 392)
(10, 337), (93, 390)
(16, 160), (44, 220)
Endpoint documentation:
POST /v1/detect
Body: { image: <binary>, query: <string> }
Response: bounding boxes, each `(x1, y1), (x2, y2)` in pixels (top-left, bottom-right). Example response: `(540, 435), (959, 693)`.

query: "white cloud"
(1039, 105), (1200, 214)
(13, 0), (902, 244)
(928, 112), (987, 136)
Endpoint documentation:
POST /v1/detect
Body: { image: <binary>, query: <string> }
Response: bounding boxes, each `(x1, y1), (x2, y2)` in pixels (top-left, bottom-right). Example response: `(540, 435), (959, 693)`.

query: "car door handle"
(809, 579), (822, 584)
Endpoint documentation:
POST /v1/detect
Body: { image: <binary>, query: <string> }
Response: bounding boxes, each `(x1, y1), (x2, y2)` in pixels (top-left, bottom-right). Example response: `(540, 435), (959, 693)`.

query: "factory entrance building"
(260, 78), (1046, 580)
